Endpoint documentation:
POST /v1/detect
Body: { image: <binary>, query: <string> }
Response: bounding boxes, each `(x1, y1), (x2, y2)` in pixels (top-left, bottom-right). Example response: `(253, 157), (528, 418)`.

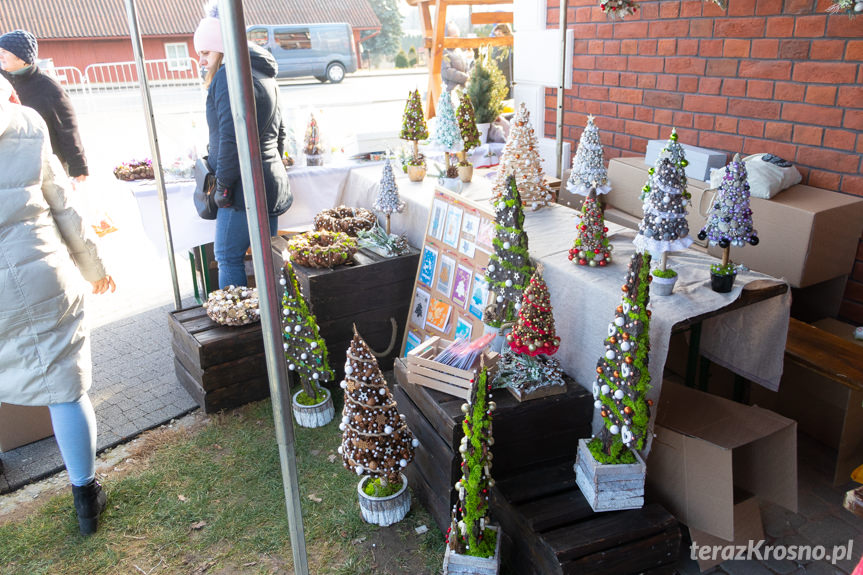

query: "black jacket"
(206, 44), (291, 216)
(2, 67), (88, 177)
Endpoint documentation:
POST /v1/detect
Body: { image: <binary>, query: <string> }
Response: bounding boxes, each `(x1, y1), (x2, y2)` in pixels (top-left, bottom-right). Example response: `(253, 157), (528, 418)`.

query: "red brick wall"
(546, 0), (863, 324)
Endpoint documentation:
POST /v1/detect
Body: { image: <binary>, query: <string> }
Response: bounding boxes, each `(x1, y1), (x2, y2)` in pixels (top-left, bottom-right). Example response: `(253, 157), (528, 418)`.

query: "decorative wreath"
(204, 286), (260, 326)
(314, 205), (377, 237)
(113, 159), (154, 181)
(287, 230), (357, 269)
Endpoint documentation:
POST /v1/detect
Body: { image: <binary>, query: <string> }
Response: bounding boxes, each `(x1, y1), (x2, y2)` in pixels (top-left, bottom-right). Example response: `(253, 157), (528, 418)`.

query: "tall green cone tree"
(400, 89), (429, 162)
(456, 92), (482, 153)
(281, 262), (334, 398)
(590, 252), (652, 464)
(446, 367), (497, 558)
(485, 175), (533, 327)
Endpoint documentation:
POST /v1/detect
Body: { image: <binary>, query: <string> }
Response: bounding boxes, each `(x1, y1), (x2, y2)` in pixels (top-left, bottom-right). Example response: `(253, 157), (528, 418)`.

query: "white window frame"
(165, 42), (191, 71)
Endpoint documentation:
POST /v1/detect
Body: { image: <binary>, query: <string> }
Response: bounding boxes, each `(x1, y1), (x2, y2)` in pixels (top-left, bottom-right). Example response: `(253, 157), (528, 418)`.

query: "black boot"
(72, 479), (107, 536)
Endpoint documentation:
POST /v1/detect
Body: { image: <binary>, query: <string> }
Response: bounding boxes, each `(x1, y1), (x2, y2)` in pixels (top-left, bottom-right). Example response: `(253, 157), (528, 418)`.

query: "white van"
(247, 23), (358, 83)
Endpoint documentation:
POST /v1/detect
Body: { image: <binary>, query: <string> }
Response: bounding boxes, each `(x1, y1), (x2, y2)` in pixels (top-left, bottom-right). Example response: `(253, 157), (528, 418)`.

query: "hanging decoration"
(828, 0), (863, 16)
(601, 0), (638, 19)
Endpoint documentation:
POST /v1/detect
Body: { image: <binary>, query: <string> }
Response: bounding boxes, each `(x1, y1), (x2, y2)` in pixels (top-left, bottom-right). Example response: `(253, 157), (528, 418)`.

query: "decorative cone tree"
(485, 175), (533, 328)
(339, 327), (417, 486)
(373, 157), (405, 234)
(590, 252), (652, 463)
(601, 0), (638, 19)
(400, 89), (429, 165)
(698, 153), (759, 292)
(433, 89), (463, 177)
(304, 113), (324, 166)
(569, 188), (613, 267)
(567, 115), (611, 196)
(492, 102), (554, 211)
(633, 129), (693, 293)
(446, 366), (498, 560)
(507, 265), (560, 357)
(456, 92), (482, 154)
(281, 261), (333, 400)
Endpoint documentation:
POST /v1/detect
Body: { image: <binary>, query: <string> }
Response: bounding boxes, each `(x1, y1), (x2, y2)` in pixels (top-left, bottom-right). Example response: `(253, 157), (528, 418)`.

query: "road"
(72, 70), (429, 175)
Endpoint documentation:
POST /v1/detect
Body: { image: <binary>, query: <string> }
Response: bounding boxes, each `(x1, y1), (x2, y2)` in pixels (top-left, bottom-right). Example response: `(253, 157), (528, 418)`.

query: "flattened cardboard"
(647, 382), (797, 541)
(689, 496), (764, 571)
(0, 403), (54, 452)
(607, 157), (863, 288)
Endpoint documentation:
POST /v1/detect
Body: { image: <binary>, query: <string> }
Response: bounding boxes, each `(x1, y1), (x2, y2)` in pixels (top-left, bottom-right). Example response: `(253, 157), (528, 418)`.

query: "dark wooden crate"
(273, 237), (420, 380)
(169, 306), (270, 413)
(393, 358), (681, 574)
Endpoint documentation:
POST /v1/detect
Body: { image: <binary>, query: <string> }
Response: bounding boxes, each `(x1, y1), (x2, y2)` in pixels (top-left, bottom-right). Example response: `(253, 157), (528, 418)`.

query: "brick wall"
(545, 0), (863, 324)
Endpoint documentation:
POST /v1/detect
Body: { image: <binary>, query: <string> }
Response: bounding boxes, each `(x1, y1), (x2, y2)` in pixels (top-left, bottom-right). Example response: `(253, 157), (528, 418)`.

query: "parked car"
(247, 23), (357, 83)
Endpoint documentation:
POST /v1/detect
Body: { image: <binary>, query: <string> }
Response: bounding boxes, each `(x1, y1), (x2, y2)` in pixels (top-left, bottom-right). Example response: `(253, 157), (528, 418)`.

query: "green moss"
(294, 387), (328, 406)
(711, 262), (736, 276)
(587, 437), (636, 465)
(652, 267), (677, 279)
(465, 526), (498, 559)
(362, 477), (403, 498)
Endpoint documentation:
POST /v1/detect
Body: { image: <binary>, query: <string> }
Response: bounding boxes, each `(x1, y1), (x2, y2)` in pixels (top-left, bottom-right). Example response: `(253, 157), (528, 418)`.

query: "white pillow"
(709, 153), (802, 199)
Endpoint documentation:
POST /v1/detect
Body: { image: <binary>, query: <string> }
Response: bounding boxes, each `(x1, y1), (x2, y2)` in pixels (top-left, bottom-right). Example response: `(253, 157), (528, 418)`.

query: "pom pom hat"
(0, 30), (38, 65)
(193, 1), (224, 54)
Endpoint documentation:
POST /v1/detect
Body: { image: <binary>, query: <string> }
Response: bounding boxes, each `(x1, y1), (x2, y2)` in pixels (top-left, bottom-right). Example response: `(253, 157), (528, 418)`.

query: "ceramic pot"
(457, 164), (474, 183)
(710, 272), (736, 293)
(477, 123), (491, 143)
(650, 273), (678, 296)
(438, 176), (462, 194)
(407, 164), (426, 182)
(291, 388), (334, 428)
(357, 474), (410, 526)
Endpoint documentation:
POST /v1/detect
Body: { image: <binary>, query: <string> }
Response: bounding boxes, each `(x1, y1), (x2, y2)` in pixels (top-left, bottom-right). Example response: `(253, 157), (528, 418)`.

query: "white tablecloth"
(127, 164), (357, 257)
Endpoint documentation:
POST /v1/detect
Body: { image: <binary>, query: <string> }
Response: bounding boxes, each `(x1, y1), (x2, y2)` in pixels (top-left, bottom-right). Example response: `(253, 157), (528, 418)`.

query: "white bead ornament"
(610, 424), (620, 435)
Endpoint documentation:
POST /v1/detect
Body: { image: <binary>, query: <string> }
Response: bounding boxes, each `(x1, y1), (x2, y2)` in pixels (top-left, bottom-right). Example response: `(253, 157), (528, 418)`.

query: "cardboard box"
(689, 495), (764, 571)
(645, 140), (727, 182)
(608, 156), (863, 288)
(647, 382), (797, 542)
(0, 403), (54, 452)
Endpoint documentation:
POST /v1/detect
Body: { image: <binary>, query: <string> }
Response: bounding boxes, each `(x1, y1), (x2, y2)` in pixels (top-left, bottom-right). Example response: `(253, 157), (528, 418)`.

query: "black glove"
(214, 180), (233, 208)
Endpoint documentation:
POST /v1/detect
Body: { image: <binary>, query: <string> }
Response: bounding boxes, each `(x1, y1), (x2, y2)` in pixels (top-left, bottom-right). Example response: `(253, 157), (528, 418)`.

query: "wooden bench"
(393, 359), (682, 574)
(780, 318), (863, 485)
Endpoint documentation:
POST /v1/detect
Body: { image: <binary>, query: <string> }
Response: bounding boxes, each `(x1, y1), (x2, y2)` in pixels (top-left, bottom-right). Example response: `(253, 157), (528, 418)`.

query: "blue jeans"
(49, 393), (97, 487)
(214, 207), (279, 289)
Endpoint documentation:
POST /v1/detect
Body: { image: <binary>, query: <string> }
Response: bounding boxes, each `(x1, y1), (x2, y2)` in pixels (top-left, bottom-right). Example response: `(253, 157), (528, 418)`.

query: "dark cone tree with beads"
(507, 266), (560, 356)
(590, 252), (653, 464)
(339, 328), (417, 485)
(569, 188), (613, 267)
(485, 175), (533, 327)
(281, 261), (333, 399)
(446, 366), (498, 559)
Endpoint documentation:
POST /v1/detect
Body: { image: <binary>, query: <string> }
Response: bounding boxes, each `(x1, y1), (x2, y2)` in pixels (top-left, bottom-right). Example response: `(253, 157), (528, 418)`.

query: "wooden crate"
(169, 306), (270, 413)
(405, 336), (499, 399)
(574, 438), (646, 512)
(272, 237), (420, 380)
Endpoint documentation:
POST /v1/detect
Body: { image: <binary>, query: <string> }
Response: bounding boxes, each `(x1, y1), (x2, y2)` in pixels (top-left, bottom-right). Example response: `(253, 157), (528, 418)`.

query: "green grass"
(0, 398), (444, 574)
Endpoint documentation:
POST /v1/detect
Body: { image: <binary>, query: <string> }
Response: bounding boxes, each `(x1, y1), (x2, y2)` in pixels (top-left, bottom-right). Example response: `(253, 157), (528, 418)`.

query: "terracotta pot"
(710, 271), (736, 293)
(357, 474), (410, 526)
(291, 388), (334, 428)
(457, 164), (474, 183)
(407, 164), (426, 182)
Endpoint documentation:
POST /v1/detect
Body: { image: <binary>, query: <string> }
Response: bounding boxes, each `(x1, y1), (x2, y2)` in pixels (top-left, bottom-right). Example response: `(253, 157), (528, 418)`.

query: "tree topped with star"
(589, 252), (652, 465)
(485, 175), (533, 327)
(281, 261), (334, 400)
(373, 157), (405, 234)
(567, 115), (610, 196)
(339, 327), (417, 486)
(492, 102), (553, 211)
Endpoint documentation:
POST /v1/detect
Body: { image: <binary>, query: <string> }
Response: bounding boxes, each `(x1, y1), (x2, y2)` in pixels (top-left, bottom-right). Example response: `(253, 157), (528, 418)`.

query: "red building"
(0, 0), (381, 83)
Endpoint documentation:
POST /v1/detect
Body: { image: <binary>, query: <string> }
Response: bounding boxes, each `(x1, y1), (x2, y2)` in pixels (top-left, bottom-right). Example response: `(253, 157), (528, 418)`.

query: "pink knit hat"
(194, 16), (223, 54)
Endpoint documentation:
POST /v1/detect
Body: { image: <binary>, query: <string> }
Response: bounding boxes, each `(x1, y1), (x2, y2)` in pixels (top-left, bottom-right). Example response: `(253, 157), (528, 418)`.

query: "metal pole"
(218, 3), (309, 574)
(123, 0), (182, 310)
(555, 0), (569, 180)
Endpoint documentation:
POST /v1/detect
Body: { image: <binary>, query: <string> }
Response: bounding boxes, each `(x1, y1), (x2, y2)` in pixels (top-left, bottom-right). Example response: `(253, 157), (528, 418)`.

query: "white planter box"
(291, 388), (334, 428)
(443, 525), (502, 575)
(357, 474), (411, 526)
(574, 438), (646, 512)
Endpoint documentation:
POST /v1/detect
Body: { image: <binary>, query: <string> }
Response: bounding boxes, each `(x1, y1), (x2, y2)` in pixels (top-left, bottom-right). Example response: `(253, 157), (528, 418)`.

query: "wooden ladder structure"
(407, 0), (514, 117)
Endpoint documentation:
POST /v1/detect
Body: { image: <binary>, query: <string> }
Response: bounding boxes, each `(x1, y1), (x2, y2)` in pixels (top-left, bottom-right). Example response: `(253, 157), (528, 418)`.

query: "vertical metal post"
(555, 0), (569, 179)
(218, 3), (309, 574)
(123, 0), (182, 310)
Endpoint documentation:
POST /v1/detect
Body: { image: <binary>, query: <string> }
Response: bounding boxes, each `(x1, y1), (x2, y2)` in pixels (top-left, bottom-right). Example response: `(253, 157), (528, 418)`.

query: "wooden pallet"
(168, 306), (270, 413)
(493, 459), (681, 575)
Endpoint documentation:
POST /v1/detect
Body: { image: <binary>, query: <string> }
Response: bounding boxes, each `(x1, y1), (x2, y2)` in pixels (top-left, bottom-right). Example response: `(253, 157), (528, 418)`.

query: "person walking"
(0, 78), (115, 536)
(0, 29), (89, 182)
(194, 4), (292, 288)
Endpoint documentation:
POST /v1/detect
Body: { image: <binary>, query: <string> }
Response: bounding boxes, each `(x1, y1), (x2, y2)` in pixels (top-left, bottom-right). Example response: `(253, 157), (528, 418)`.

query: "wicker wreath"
(203, 286), (260, 326)
(314, 205), (377, 236)
(287, 230), (357, 268)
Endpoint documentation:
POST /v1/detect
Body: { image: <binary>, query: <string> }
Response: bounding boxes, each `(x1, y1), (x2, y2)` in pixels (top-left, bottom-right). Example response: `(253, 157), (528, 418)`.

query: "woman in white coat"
(0, 75), (115, 536)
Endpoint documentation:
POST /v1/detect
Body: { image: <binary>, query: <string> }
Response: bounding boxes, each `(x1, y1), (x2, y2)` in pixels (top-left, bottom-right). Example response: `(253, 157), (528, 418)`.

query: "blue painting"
(418, 245), (438, 288)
